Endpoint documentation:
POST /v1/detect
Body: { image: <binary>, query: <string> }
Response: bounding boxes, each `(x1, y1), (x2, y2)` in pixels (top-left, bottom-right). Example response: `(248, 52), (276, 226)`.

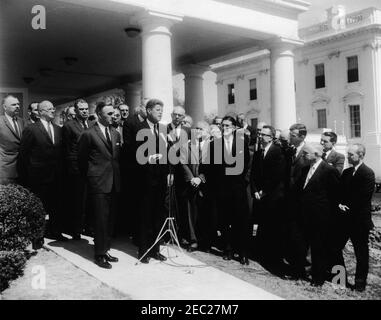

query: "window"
(347, 56), (359, 83)
(317, 109), (327, 128)
(227, 84), (235, 104)
(315, 63), (325, 89)
(349, 104), (361, 138)
(249, 79), (257, 100)
(251, 118), (258, 130)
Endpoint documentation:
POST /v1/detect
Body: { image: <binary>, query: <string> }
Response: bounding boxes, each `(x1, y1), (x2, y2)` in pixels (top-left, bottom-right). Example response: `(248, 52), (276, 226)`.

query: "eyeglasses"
(259, 133), (272, 137)
(221, 124), (233, 128)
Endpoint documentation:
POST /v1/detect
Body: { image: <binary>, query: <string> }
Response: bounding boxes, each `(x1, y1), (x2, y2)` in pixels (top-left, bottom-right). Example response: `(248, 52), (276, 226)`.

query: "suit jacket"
(324, 149), (345, 174)
(77, 123), (121, 194)
(0, 115), (26, 180)
(136, 120), (169, 187)
(250, 142), (286, 202)
(339, 163), (375, 229)
(211, 133), (250, 188)
(296, 160), (340, 225)
(18, 120), (63, 187)
(62, 118), (87, 175)
(122, 114), (145, 168)
(290, 144), (309, 189)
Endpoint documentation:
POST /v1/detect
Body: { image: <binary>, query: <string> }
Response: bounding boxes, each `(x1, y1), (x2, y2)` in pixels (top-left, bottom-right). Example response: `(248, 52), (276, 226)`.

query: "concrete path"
(45, 236), (281, 300)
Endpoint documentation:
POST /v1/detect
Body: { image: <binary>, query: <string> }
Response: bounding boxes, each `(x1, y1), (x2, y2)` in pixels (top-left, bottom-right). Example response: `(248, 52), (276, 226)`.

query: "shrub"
(0, 184), (46, 292)
(0, 250), (27, 292)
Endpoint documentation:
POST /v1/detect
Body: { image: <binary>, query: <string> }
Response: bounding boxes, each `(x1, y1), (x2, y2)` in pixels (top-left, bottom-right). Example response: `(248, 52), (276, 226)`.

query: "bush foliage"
(0, 184), (46, 292)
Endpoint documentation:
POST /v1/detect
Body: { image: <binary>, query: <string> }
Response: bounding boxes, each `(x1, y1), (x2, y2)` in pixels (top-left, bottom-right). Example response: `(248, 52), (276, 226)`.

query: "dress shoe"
(94, 256), (112, 269)
(223, 251), (232, 260)
(32, 237), (44, 250)
(310, 280), (324, 287)
(354, 280), (366, 292)
(105, 252), (119, 263)
(151, 252), (167, 261)
(239, 256), (249, 265)
(187, 243), (198, 252)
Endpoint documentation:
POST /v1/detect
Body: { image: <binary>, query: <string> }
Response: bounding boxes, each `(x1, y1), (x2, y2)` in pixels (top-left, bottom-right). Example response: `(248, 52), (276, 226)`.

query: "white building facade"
(212, 6), (381, 179)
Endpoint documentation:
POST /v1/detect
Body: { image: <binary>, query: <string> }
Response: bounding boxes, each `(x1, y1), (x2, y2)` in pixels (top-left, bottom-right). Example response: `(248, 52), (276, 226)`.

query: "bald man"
(18, 100), (67, 242)
(0, 95), (26, 184)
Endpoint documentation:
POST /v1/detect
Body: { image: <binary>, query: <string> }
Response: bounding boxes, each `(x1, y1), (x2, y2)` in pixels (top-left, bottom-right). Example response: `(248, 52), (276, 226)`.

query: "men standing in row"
(320, 131), (345, 174)
(337, 144), (375, 291)
(62, 99), (89, 240)
(136, 99), (169, 263)
(0, 95), (26, 185)
(18, 100), (67, 241)
(78, 102), (121, 269)
(250, 125), (286, 274)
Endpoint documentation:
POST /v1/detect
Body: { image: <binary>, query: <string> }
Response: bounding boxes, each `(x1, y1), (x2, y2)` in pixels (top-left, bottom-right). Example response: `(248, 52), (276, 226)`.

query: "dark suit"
(137, 120), (169, 256)
(336, 163), (375, 286)
(78, 123), (121, 256)
(250, 142), (286, 267)
(167, 123), (191, 243)
(212, 133), (250, 257)
(0, 115), (26, 184)
(324, 149), (345, 174)
(296, 160), (340, 283)
(120, 114), (145, 237)
(181, 139), (210, 248)
(62, 119), (88, 235)
(18, 121), (64, 235)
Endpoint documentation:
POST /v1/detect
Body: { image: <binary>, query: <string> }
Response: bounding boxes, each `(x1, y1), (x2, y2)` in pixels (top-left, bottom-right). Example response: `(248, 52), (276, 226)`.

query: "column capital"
(182, 64), (210, 79)
(132, 10), (183, 36)
(265, 36), (304, 52)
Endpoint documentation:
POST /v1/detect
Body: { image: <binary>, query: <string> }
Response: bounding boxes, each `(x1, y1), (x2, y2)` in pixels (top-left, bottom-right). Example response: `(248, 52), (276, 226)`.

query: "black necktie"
(322, 152), (327, 161)
(13, 117), (20, 138)
(82, 120), (88, 130)
(154, 123), (160, 155)
(105, 126), (112, 151)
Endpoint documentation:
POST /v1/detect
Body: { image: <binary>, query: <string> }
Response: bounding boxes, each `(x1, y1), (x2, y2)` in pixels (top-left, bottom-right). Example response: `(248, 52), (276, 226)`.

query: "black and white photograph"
(0, 0), (381, 306)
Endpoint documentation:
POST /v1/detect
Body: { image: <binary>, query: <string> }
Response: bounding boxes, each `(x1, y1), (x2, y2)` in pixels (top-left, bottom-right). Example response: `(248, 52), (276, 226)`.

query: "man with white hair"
(296, 143), (340, 287)
(18, 100), (67, 242)
(336, 143), (375, 292)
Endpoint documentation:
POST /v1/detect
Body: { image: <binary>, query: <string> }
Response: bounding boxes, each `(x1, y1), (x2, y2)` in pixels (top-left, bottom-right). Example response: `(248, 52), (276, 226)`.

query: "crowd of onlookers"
(0, 94), (376, 292)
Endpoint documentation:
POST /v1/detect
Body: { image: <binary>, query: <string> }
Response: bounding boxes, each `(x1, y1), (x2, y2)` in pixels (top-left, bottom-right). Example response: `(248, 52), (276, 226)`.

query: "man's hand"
(338, 204), (350, 212)
(167, 173), (174, 187)
(190, 177), (202, 187)
(254, 192), (261, 200)
(148, 153), (163, 164)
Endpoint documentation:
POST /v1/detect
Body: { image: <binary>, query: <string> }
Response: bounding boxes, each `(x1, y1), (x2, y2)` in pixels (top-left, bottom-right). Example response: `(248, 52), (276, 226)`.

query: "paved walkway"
(45, 236), (281, 300)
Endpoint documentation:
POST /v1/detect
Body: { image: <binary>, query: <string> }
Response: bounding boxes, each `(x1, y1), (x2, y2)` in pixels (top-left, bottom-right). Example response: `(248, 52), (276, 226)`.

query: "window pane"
(315, 63), (325, 88)
(317, 109), (327, 128)
(228, 84), (235, 104)
(347, 56), (359, 83)
(249, 79), (257, 100)
(349, 105), (361, 138)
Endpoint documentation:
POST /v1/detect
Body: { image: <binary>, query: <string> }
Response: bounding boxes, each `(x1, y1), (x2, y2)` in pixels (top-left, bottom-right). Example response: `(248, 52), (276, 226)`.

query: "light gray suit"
(0, 115), (26, 184)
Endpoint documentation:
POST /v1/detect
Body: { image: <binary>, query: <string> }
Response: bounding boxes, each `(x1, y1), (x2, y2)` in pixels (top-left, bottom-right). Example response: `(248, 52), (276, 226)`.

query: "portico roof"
(0, 0), (309, 105)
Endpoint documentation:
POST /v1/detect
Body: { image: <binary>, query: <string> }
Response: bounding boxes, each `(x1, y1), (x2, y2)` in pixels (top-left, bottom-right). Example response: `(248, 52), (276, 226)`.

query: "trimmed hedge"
(0, 184), (46, 292)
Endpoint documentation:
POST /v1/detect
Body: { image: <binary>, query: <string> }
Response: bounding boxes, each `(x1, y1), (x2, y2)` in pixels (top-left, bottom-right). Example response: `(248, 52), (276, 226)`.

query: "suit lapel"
(94, 123), (112, 155)
(36, 121), (53, 145)
(304, 161), (324, 190)
(3, 115), (20, 140)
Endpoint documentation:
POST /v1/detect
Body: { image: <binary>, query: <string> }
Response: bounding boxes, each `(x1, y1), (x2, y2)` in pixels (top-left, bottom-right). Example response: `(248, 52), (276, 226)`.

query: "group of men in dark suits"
(0, 94), (376, 290)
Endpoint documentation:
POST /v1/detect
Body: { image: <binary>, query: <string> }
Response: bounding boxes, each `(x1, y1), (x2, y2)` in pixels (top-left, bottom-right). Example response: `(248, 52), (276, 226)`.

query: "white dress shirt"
(97, 121), (109, 140)
(295, 141), (305, 159)
(304, 158), (323, 189)
(224, 135), (234, 154)
(353, 162), (363, 176)
(40, 118), (55, 144)
(263, 141), (273, 158)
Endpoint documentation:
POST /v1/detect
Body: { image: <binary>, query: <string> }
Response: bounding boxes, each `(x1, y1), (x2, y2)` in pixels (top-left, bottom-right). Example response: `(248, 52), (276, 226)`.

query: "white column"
(268, 38), (302, 130)
(183, 64), (209, 125)
(138, 11), (182, 123)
